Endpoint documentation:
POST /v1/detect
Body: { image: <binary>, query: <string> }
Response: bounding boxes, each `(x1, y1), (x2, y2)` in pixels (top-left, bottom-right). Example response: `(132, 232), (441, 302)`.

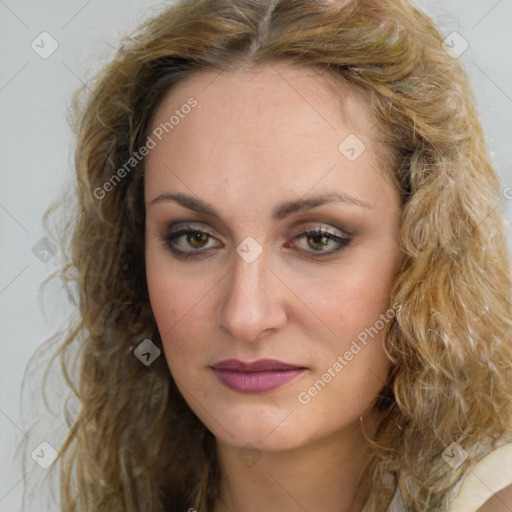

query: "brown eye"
(162, 224), (221, 257)
(187, 231), (209, 249)
(307, 233), (331, 251)
(285, 227), (352, 259)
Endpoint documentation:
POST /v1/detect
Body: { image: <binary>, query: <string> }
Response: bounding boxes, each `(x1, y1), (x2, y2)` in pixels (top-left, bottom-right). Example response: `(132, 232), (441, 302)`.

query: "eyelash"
(159, 223), (353, 260)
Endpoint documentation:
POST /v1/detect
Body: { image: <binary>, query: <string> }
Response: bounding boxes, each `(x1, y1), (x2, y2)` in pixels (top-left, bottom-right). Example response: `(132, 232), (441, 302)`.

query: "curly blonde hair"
(20, 0), (512, 510)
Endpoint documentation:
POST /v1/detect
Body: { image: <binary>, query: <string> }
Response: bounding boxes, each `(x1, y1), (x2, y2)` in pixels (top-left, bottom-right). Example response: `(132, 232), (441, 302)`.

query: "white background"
(1, 0), (511, 510)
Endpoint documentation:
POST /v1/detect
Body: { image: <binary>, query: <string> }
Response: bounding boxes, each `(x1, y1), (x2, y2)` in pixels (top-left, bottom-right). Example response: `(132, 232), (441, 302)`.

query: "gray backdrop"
(1, 0), (511, 510)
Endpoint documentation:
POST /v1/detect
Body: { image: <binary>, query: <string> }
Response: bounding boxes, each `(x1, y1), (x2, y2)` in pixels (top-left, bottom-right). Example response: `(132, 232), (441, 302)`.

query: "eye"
(160, 223), (221, 258)
(285, 226), (352, 258)
(158, 222), (352, 260)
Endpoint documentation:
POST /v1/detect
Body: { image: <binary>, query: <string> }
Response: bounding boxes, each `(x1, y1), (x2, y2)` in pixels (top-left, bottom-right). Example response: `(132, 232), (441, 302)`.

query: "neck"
(212, 418), (374, 512)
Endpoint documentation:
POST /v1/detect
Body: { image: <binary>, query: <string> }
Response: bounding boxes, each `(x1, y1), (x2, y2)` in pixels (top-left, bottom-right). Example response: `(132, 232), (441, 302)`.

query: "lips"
(211, 359), (307, 393)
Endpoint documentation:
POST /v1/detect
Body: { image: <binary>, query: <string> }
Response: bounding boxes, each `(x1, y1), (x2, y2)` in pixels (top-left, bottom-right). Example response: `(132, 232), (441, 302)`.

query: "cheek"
(145, 255), (177, 335)
(145, 250), (215, 369)
(146, 273), (200, 391)
(146, 246), (202, 332)
(303, 255), (398, 338)
(295, 248), (398, 390)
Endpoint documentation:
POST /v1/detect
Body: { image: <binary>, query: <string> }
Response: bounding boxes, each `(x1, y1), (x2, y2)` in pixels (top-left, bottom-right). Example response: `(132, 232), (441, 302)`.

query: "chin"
(202, 407), (313, 453)
(222, 428), (309, 454)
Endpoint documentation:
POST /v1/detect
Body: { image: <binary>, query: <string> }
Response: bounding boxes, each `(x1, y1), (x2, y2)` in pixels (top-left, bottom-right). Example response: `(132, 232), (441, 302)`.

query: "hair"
(19, 0), (512, 511)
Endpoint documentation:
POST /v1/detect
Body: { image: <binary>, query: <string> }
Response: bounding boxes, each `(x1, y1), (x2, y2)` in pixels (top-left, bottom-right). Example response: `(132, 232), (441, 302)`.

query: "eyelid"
(159, 222), (223, 255)
(161, 219), (354, 258)
(164, 220), (351, 243)
(287, 222), (351, 240)
(166, 222), (220, 239)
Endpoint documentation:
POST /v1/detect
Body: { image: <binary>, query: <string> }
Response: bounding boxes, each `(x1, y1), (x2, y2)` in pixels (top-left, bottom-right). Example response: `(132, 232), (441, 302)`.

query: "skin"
(477, 485), (512, 512)
(144, 62), (403, 512)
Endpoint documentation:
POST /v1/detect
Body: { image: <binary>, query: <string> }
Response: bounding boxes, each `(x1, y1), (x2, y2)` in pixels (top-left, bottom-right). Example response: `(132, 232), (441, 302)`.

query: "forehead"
(144, 63), (397, 214)
(148, 62), (375, 147)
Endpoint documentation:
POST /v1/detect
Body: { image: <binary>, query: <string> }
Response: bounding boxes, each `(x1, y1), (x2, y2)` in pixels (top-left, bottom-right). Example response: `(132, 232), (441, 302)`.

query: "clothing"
(384, 436), (512, 512)
(447, 441), (512, 511)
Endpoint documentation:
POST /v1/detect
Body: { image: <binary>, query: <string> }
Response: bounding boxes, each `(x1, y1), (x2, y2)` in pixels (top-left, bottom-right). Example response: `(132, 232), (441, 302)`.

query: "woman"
(22, 0), (512, 510)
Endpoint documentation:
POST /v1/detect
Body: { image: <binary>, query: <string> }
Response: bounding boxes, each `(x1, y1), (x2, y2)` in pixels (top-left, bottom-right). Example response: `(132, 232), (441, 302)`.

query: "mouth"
(210, 359), (308, 394)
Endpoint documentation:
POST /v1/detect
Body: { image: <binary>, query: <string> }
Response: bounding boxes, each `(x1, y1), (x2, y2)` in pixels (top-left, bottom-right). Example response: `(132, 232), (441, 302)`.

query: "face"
(144, 63), (402, 452)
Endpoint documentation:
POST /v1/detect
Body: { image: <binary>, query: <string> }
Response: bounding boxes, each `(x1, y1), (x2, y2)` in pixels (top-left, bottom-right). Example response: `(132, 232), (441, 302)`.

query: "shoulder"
(476, 483), (512, 512)
(448, 441), (512, 512)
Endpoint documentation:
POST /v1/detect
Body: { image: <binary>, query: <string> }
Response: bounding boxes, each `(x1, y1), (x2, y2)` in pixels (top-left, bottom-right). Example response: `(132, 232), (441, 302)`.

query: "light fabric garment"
(383, 438), (512, 512)
(447, 441), (512, 511)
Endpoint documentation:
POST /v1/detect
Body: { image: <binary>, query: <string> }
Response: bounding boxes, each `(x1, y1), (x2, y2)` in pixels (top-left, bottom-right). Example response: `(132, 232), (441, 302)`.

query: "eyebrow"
(147, 191), (372, 220)
(148, 192), (373, 220)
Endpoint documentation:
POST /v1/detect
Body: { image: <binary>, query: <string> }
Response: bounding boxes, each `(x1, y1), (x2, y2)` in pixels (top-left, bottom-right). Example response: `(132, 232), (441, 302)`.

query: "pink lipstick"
(211, 359), (307, 393)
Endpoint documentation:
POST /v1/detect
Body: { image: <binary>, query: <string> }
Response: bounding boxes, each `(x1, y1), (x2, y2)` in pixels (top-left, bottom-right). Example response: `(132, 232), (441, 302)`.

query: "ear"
(477, 484), (512, 512)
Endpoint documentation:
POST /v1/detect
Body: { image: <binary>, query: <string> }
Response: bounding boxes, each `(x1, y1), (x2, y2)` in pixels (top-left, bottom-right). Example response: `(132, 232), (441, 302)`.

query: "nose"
(216, 248), (287, 344)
